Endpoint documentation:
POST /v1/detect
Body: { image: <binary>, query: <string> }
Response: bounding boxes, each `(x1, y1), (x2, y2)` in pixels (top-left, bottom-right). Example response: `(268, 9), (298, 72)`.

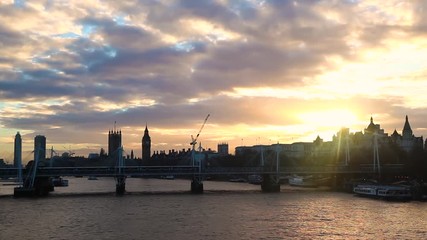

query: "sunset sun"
(298, 109), (359, 129)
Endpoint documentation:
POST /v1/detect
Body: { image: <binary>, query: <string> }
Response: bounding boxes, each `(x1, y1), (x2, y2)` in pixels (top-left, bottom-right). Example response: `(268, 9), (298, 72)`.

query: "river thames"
(1, 178), (426, 239)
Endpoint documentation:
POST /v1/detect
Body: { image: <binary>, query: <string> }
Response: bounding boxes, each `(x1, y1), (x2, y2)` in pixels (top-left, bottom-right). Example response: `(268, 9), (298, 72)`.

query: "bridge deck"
(0, 165), (402, 179)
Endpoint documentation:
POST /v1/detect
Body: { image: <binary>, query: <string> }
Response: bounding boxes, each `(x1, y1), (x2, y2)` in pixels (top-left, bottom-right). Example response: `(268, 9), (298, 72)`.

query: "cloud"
(1, 0), (427, 160)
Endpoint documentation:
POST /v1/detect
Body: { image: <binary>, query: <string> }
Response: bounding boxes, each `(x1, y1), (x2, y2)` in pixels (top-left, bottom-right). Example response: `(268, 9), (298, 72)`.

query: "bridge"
(0, 163), (406, 197)
(0, 165), (381, 178)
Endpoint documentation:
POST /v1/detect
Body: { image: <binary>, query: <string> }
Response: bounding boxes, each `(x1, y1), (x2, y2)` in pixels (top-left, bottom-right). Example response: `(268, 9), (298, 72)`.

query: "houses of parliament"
(108, 124), (152, 162)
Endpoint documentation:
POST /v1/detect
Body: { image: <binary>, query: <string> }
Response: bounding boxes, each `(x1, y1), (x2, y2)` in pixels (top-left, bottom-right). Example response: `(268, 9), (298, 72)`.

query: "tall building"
(391, 115), (423, 152)
(108, 130), (122, 157)
(142, 124), (151, 161)
(14, 132), (22, 168)
(402, 115), (413, 138)
(34, 135), (46, 161)
(364, 116), (386, 136)
(217, 143), (229, 155)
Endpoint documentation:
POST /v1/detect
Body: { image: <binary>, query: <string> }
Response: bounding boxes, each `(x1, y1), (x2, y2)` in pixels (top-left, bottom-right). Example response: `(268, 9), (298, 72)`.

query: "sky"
(1, 0), (427, 163)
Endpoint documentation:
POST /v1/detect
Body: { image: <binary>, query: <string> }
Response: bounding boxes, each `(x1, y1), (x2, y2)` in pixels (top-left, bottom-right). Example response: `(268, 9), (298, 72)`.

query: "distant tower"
(14, 132), (22, 168)
(402, 115), (413, 138)
(217, 143), (229, 155)
(108, 130), (122, 157)
(401, 115), (414, 152)
(34, 135), (46, 161)
(142, 124), (151, 161)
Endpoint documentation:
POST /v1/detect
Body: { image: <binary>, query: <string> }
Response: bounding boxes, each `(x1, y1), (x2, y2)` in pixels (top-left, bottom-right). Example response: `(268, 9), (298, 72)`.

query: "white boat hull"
(353, 184), (412, 200)
(289, 176), (318, 188)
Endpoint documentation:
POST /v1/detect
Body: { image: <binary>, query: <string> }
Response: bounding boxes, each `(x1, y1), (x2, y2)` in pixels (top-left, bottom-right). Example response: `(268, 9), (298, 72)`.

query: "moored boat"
(248, 175), (263, 185)
(377, 186), (411, 200)
(229, 177), (246, 183)
(353, 184), (412, 200)
(289, 175), (318, 188)
(51, 177), (69, 187)
(353, 184), (377, 197)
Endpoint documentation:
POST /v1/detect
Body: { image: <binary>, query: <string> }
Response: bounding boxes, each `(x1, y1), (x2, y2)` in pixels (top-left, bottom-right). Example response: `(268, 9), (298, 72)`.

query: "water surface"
(1, 178), (426, 239)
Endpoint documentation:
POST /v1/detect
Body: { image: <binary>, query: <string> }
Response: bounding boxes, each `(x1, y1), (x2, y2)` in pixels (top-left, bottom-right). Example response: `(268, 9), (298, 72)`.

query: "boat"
(229, 177), (247, 183)
(51, 177), (69, 187)
(377, 186), (412, 199)
(165, 175), (175, 180)
(248, 175), (263, 185)
(288, 175), (318, 187)
(353, 184), (377, 197)
(159, 175), (175, 180)
(88, 176), (98, 180)
(353, 184), (412, 200)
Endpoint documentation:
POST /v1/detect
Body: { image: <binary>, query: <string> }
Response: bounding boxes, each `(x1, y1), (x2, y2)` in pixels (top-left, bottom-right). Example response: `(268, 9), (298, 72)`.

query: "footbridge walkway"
(0, 164), (405, 197)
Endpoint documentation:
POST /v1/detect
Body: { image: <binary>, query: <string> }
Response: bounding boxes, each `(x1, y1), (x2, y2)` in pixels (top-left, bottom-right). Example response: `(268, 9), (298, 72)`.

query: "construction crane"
(49, 146), (58, 167)
(190, 114), (210, 167)
(62, 146), (75, 158)
(190, 114), (210, 149)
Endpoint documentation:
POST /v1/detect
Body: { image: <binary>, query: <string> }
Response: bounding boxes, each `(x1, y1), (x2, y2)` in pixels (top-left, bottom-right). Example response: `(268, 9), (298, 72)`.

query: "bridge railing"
(0, 164), (407, 179)
(33, 166), (199, 177)
(0, 167), (21, 178)
(122, 166), (198, 176)
(204, 166), (371, 174)
(204, 167), (263, 174)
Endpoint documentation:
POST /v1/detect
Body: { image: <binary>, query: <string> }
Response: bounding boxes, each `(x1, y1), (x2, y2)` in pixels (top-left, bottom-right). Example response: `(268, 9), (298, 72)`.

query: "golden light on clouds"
(180, 18), (241, 42)
(357, 0), (415, 26)
(2, 0), (427, 161)
(231, 87), (327, 100)
(298, 109), (358, 129)
(92, 98), (156, 112)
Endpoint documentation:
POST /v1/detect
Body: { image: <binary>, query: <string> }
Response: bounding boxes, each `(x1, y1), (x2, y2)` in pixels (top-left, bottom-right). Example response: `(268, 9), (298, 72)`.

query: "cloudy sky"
(1, 0), (427, 162)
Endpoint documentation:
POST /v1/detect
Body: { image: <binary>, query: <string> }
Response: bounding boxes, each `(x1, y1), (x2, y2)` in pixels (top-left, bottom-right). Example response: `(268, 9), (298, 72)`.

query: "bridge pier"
(191, 178), (204, 194)
(14, 177), (53, 198)
(261, 174), (280, 193)
(14, 186), (36, 197)
(332, 174), (348, 191)
(115, 176), (126, 195)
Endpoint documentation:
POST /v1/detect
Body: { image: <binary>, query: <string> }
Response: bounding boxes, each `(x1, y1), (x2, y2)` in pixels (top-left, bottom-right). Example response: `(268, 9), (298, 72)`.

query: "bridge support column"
(14, 177), (53, 198)
(35, 177), (54, 195)
(115, 176), (126, 195)
(332, 174), (347, 191)
(14, 186), (36, 198)
(191, 178), (203, 194)
(261, 174), (280, 193)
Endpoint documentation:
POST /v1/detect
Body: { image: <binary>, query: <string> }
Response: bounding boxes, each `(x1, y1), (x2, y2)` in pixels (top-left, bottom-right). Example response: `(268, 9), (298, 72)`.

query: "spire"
(403, 115), (412, 136)
(142, 123), (151, 140)
(403, 115), (412, 131)
(142, 123), (151, 161)
(365, 115), (377, 134)
(391, 129), (400, 138)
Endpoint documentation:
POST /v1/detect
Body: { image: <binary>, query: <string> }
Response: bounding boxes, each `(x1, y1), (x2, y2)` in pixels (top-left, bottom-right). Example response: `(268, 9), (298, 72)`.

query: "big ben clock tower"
(142, 124), (151, 161)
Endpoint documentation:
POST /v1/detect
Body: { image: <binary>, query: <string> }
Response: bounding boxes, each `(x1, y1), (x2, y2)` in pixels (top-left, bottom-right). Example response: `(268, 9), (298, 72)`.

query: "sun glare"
(298, 109), (358, 129)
